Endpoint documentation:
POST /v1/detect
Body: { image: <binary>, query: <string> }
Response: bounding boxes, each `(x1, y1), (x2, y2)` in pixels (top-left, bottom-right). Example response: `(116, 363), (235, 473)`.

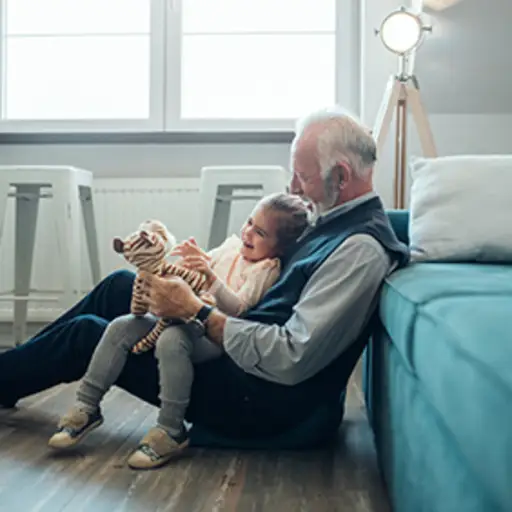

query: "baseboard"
(0, 307), (64, 324)
(0, 287), (93, 323)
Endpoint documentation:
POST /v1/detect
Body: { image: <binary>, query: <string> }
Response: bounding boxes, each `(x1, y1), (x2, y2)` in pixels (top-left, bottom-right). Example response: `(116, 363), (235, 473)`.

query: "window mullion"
(0, 0), (6, 120)
(149, 0), (167, 131)
(164, 0), (182, 131)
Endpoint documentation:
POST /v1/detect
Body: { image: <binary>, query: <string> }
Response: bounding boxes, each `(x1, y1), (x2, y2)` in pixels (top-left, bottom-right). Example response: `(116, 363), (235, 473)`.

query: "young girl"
(48, 192), (310, 468)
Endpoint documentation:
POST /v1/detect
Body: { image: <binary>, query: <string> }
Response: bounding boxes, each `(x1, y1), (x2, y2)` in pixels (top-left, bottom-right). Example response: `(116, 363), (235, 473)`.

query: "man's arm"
(204, 309), (227, 345)
(204, 234), (391, 385)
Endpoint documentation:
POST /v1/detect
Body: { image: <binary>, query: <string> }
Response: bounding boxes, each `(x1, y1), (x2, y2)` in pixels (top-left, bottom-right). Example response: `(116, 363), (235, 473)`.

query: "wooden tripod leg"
(372, 76), (401, 155)
(393, 95), (408, 209)
(399, 96), (407, 209)
(408, 83), (438, 157)
(394, 99), (401, 208)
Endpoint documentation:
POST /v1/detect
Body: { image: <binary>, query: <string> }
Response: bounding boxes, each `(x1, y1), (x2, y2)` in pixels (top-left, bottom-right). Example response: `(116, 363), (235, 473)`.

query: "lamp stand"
(372, 72), (437, 208)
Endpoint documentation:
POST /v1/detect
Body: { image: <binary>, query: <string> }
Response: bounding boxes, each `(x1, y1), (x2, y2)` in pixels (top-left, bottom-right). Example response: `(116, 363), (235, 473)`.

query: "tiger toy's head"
(113, 220), (177, 272)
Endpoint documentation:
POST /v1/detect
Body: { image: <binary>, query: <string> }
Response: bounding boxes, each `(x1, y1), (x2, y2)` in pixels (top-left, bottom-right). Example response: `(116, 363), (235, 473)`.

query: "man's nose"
(288, 174), (302, 195)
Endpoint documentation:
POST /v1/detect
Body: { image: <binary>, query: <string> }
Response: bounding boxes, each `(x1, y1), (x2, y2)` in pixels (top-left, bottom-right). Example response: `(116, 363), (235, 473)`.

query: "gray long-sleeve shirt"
(222, 193), (394, 386)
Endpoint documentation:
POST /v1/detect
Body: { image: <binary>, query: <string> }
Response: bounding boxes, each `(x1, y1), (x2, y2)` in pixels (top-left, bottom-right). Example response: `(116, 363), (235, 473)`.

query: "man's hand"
(140, 271), (228, 347)
(140, 271), (203, 320)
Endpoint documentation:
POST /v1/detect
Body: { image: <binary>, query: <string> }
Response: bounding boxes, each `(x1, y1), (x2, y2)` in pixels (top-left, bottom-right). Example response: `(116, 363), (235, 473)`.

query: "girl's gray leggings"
(75, 314), (222, 437)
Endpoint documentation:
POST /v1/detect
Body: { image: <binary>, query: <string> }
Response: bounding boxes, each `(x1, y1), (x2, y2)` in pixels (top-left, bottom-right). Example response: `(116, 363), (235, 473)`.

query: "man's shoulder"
(343, 233), (390, 256)
(329, 233), (393, 273)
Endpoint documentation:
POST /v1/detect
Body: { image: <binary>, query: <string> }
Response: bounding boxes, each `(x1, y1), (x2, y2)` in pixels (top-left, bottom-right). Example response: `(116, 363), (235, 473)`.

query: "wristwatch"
(189, 304), (214, 334)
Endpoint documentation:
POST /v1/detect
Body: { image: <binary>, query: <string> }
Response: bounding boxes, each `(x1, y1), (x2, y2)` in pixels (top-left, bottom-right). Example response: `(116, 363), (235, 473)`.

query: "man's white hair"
(291, 106), (377, 180)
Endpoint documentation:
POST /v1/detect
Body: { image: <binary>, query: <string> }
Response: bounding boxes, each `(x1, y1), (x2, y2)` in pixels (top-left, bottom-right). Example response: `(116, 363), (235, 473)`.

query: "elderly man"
(0, 107), (408, 467)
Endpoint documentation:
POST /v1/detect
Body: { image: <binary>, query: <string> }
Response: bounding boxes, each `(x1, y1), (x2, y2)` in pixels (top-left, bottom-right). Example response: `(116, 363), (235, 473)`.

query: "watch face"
(198, 305), (213, 322)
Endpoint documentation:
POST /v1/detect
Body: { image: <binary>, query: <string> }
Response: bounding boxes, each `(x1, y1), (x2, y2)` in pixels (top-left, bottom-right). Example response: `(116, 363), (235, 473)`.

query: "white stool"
(0, 165), (101, 345)
(198, 165), (289, 249)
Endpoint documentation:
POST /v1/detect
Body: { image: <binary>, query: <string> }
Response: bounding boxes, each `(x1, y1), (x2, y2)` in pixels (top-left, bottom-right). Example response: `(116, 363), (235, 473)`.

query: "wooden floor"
(0, 370), (390, 512)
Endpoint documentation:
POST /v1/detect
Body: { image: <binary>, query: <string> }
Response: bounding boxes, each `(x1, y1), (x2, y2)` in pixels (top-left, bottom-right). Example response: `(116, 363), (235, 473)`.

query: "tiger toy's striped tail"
(113, 220), (215, 354)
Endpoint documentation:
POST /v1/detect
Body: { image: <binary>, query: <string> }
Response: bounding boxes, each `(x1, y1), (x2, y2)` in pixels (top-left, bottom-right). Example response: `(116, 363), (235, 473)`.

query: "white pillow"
(408, 154), (512, 262)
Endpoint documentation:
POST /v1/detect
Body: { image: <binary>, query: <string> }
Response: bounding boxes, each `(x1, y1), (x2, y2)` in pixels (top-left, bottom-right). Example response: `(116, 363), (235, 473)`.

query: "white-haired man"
(0, 107), (409, 468)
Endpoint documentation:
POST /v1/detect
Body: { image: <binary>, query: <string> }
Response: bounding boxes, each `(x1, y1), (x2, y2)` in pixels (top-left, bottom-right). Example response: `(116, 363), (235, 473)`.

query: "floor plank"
(0, 373), (389, 512)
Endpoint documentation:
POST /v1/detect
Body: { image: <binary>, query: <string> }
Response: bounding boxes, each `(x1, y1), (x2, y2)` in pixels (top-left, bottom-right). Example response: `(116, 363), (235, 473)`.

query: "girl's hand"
(181, 255), (217, 288)
(170, 237), (210, 261)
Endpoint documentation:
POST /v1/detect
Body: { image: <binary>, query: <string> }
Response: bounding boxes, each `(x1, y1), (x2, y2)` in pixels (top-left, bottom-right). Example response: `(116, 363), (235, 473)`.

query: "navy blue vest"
(241, 196), (409, 325)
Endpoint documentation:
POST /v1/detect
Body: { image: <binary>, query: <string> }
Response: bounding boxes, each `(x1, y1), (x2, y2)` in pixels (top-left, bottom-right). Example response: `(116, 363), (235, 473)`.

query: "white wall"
(0, 0), (511, 209)
(0, 142), (291, 179)
(2, 114), (510, 211)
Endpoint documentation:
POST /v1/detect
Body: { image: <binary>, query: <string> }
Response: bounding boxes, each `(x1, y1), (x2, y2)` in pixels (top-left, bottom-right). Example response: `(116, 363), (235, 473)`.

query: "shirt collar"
(298, 191), (377, 240)
(315, 191), (377, 225)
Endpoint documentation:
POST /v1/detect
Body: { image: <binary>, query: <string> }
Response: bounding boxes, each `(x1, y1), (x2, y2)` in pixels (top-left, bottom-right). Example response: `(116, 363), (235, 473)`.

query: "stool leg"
(198, 181), (218, 249)
(52, 178), (82, 313)
(79, 185), (101, 283)
(13, 185), (40, 345)
(0, 177), (10, 248)
(209, 185), (232, 250)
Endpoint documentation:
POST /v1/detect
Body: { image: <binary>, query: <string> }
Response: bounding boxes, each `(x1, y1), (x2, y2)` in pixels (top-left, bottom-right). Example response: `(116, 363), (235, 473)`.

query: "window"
(0, 0), (351, 133)
(179, 0), (335, 123)
(0, 0), (164, 131)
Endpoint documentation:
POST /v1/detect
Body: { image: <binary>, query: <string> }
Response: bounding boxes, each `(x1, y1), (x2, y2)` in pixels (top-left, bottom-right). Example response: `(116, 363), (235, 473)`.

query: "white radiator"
(0, 177), (205, 321)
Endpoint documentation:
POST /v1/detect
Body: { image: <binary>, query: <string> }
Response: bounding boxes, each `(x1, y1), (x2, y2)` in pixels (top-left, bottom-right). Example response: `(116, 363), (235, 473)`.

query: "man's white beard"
(301, 179), (339, 224)
(309, 201), (330, 224)
(308, 203), (320, 224)
(309, 189), (339, 224)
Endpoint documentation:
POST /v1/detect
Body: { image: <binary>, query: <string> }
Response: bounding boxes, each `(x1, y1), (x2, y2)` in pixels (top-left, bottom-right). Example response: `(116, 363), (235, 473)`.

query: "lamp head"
(375, 6), (432, 56)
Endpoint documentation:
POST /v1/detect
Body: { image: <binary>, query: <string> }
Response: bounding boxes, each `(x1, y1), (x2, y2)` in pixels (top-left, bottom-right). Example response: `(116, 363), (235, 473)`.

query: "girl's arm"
(208, 260), (281, 316)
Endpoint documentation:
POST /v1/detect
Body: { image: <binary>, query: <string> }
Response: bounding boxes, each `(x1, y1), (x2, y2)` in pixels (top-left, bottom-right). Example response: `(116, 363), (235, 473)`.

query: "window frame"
(0, 0), (358, 135)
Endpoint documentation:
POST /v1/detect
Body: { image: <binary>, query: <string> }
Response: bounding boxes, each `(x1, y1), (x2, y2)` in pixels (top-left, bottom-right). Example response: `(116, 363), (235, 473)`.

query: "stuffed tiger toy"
(113, 220), (215, 354)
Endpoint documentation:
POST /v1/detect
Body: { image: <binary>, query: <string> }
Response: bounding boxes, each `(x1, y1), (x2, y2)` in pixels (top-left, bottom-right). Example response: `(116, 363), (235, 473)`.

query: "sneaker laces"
(58, 407), (90, 430)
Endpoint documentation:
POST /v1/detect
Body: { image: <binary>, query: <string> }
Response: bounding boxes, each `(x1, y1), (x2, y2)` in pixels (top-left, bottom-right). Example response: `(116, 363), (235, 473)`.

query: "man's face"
(289, 134), (340, 214)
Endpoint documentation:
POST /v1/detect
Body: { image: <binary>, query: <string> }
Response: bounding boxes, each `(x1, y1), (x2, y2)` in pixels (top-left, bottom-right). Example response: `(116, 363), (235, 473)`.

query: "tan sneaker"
(127, 426), (189, 470)
(48, 406), (103, 450)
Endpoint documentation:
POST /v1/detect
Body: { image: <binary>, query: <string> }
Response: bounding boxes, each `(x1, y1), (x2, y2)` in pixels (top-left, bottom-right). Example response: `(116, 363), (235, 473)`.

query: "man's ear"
(332, 163), (349, 188)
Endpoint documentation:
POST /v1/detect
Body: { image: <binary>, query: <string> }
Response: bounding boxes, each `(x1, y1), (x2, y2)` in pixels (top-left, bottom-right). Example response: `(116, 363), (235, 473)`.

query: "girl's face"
(240, 205), (281, 262)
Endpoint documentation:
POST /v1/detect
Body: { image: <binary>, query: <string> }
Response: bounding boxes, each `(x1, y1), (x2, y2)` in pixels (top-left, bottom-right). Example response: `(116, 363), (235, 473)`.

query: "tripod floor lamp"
(372, 6), (438, 208)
